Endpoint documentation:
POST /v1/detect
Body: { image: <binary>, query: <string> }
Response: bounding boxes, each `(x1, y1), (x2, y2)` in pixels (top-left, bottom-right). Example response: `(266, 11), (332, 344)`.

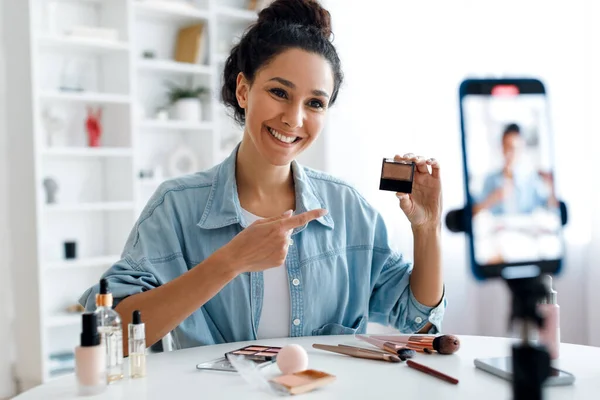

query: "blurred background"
(0, 0), (598, 397)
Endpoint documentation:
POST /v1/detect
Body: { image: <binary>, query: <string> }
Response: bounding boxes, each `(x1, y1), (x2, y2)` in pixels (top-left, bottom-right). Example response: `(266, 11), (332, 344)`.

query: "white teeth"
(267, 126), (297, 144)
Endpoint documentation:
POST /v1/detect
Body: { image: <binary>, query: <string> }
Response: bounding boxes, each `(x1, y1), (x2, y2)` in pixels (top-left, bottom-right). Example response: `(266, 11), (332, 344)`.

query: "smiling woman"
(79, 0), (446, 356)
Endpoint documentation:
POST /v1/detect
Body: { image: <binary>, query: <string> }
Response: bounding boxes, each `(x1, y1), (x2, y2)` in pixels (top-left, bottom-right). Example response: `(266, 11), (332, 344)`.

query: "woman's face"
(236, 48), (335, 166)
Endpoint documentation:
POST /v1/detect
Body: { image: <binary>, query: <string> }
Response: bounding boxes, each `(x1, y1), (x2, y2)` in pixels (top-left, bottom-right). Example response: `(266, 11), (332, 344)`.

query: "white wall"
(0, 0), (16, 396)
(586, 0), (600, 347)
(322, 0), (594, 342)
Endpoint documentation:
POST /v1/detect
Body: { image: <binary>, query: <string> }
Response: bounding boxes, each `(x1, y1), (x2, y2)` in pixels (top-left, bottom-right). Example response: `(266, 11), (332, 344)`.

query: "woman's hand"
(214, 209), (328, 274)
(394, 153), (442, 229)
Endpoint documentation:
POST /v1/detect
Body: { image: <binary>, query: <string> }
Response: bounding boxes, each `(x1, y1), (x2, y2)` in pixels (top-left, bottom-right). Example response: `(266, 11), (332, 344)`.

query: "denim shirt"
(79, 146), (446, 349)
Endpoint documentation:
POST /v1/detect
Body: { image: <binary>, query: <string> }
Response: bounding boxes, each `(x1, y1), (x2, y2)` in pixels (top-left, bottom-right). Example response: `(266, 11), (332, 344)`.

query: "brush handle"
(312, 344), (400, 363)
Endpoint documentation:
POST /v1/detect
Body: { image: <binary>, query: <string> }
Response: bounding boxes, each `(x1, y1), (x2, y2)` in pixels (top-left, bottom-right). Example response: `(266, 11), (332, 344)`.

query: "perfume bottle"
(128, 310), (147, 378)
(95, 278), (124, 382)
(538, 275), (560, 360)
(75, 312), (106, 396)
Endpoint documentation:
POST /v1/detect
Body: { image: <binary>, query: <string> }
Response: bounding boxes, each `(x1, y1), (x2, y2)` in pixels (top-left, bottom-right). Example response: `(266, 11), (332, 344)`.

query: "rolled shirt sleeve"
(79, 187), (189, 311)
(79, 257), (161, 311)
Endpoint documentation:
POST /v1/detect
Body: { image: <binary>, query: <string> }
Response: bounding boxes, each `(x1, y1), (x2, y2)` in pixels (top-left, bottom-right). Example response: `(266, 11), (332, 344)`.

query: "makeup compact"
(225, 345), (282, 362)
(379, 158), (415, 194)
(270, 369), (336, 395)
(196, 345), (282, 372)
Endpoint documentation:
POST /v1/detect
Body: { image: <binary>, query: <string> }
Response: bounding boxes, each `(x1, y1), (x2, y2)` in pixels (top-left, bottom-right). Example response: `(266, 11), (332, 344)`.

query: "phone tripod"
(505, 276), (551, 400)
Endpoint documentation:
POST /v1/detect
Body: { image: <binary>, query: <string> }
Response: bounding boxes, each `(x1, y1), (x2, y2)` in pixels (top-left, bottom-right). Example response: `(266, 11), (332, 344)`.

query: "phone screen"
(459, 79), (563, 279)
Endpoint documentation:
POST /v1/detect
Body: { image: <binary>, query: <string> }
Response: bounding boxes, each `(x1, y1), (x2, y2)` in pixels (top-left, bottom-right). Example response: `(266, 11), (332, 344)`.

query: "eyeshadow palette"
(379, 158), (415, 193)
(225, 345), (282, 362)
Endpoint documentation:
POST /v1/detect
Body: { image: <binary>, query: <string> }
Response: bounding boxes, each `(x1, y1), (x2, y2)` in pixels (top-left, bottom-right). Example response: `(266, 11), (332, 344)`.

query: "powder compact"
(270, 369), (336, 395)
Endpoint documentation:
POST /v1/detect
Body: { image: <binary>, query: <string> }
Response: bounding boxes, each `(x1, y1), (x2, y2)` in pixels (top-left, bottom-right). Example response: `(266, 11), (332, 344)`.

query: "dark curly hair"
(221, 0), (343, 126)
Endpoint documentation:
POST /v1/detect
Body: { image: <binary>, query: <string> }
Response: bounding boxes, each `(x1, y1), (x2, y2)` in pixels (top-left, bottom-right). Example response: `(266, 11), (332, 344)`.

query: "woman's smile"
(265, 124), (302, 147)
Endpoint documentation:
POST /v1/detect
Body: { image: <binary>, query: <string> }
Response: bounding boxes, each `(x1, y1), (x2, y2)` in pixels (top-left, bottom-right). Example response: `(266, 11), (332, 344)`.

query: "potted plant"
(165, 81), (208, 122)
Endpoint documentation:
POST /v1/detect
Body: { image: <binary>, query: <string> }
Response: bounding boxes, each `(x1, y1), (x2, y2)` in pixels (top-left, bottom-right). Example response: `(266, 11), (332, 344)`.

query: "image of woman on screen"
(473, 123), (557, 217)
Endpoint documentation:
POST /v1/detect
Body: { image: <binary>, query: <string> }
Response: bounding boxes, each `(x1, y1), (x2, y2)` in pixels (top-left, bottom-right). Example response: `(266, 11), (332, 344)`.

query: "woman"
(80, 0), (446, 353)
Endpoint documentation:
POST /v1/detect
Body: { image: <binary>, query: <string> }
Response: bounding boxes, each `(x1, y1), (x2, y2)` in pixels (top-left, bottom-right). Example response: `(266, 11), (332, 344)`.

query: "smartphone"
(458, 78), (564, 280)
(474, 357), (575, 386)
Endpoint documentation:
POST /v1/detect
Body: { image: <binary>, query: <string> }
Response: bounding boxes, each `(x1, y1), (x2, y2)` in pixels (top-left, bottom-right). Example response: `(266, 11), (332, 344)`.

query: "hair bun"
(257, 0), (332, 38)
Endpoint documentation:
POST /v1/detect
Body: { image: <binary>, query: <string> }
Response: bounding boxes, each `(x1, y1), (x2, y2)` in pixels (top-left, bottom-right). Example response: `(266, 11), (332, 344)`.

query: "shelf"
(48, 368), (74, 381)
(44, 202), (135, 212)
(51, 0), (102, 3)
(134, 1), (210, 23)
(139, 119), (213, 131)
(40, 91), (131, 105)
(44, 255), (120, 271)
(138, 59), (211, 75)
(216, 6), (258, 23)
(46, 313), (82, 328)
(37, 35), (129, 53)
(41, 147), (133, 158)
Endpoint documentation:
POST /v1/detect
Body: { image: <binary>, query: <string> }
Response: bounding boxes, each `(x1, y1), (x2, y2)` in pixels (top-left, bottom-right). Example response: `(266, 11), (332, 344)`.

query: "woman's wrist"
(411, 221), (441, 235)
(201, 248), (244, 280)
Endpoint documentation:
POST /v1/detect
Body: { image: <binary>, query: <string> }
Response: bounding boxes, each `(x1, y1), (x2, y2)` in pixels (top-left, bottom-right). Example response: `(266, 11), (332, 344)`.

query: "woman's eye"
(309, 99), (325, 109)
(270, 88), (287, 99)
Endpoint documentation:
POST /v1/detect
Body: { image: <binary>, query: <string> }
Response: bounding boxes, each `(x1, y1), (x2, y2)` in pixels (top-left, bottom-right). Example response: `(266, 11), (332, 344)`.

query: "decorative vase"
(171, 98), (202, 121)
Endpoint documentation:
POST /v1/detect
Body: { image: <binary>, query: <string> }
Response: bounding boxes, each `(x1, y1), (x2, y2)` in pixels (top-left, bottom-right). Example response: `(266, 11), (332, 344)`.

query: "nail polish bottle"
(128, 310), (147, 379)
(95, 278), (124, 382)
(75, 312), (107, 396)
(538, 275), (560, 359)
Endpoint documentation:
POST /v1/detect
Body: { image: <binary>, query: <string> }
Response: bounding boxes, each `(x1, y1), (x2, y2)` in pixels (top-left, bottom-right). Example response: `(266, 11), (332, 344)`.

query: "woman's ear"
(235, 72), (249, 109)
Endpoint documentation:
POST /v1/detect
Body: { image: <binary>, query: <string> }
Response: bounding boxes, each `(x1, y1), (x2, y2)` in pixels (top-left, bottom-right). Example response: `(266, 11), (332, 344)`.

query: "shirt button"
(293, 318), (301, 326)
(415, 317), (423, 324)
(292, 278), (300, 286)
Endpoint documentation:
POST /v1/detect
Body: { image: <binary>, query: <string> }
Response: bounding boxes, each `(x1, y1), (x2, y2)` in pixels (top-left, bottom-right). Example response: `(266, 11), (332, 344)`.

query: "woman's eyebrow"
(268, 77), (330, 99)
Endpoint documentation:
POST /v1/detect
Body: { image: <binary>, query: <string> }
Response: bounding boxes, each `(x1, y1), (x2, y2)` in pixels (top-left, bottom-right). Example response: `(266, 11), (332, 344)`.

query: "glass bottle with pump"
(95, 278), (124, 382)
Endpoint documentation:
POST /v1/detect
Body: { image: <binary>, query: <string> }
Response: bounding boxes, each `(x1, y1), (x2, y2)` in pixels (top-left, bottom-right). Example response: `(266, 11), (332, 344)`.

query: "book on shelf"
(174, 23), (207, 65)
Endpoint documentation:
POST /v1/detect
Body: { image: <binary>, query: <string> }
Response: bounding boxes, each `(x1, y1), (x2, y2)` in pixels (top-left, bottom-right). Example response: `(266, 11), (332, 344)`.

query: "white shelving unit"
(6, 0), (260, 390)
(37, 34), (130, 53)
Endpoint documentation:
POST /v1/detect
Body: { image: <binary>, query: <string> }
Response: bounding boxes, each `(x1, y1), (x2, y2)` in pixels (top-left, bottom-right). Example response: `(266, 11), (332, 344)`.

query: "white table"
(14, 335), (600, 399)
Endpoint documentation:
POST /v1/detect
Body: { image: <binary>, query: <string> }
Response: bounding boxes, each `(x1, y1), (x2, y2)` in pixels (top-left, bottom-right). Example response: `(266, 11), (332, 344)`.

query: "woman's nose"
(281, 103), (304, 129)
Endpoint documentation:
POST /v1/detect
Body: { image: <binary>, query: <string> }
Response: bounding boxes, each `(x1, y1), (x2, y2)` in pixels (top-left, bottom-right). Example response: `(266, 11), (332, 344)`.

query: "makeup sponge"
(276, 344), (308, 374)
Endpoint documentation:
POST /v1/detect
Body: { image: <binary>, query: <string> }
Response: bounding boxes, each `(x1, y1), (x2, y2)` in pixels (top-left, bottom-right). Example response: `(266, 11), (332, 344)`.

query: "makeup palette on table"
(196, 345), (282, 372)
(226, 345), (282, 362)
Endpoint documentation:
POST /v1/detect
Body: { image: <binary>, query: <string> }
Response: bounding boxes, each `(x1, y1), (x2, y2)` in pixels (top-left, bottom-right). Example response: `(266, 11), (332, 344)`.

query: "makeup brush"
(312, 344), (401, 363)
(357, 334), (461, 355)
(349, 337), (416, 360)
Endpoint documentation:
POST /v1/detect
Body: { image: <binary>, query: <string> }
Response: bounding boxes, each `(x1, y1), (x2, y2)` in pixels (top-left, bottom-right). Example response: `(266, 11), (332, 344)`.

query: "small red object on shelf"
(85, 107), (103, 147)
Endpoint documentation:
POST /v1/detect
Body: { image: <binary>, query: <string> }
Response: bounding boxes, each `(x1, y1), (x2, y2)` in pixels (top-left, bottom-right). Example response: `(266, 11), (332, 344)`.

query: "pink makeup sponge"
(276, 344), (308, 374)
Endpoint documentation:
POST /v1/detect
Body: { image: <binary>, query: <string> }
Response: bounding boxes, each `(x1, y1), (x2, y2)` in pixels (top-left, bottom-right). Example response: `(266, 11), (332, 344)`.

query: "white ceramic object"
(171, 98), (202, 121)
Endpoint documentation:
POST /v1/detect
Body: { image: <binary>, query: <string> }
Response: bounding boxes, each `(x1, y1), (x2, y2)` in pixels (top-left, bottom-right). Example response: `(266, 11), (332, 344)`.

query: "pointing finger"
(256, 209), (294, 224)
(280, 209), (328, 230)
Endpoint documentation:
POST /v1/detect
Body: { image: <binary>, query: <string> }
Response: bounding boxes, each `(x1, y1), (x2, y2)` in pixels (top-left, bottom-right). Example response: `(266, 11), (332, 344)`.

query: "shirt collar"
(197, 144), (334, 231)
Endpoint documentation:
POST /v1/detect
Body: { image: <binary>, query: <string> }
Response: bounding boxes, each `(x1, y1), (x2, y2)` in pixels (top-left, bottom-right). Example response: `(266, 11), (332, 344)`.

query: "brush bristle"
(432, 335), (460, 354)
